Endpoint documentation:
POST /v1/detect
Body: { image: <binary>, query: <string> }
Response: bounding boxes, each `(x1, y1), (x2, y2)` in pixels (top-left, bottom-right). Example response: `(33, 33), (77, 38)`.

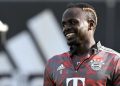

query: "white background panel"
(27, 9), (69, 60)
(0, 52), (13, 73)
(6, 31), (45, 75)
(30, 78), (43, 86)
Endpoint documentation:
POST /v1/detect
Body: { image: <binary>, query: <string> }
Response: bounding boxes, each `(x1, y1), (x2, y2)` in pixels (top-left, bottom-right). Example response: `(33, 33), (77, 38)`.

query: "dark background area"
(0, 1), (108, 50)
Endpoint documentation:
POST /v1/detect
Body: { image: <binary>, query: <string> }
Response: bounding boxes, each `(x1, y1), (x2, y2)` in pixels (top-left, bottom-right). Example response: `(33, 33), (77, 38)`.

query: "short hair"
(67, 3), (97, 28)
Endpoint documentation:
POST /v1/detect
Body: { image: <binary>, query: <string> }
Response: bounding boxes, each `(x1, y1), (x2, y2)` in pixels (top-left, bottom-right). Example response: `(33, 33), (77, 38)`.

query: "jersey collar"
(69, 41), (102, 57)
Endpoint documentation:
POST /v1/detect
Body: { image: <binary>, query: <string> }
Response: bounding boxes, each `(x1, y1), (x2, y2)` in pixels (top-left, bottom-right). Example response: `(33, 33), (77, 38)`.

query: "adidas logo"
(57, 64), (65, 71)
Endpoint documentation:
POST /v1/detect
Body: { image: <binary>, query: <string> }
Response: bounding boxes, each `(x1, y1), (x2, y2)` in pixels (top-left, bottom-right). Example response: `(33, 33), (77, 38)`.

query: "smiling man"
(44, 3), (120, 86)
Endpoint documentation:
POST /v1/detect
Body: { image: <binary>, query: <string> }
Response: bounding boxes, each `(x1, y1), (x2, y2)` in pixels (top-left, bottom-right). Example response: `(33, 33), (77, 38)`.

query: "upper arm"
(43, 61), (56, 86)
(112, 57), (120, 86)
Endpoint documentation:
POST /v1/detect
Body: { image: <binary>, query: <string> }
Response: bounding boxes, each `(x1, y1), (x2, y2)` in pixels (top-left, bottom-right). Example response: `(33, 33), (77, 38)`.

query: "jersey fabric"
(44, 42), (120, 86)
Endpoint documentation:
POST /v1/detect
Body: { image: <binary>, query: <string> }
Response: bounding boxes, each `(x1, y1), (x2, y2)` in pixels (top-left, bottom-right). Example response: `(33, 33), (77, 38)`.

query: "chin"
(67, 39), (79, 46)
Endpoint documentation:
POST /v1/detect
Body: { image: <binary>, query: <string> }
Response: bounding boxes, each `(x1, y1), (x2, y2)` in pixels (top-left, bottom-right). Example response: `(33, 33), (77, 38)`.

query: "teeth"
(66, 33), (74, 37)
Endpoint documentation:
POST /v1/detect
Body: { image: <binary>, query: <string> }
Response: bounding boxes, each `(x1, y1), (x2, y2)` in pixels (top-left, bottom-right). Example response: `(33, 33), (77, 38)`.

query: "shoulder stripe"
(99, 45), (120, 57)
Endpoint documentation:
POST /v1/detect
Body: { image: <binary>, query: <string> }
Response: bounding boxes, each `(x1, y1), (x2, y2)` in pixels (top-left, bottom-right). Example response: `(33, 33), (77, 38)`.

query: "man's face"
(62, 7), (90, 46)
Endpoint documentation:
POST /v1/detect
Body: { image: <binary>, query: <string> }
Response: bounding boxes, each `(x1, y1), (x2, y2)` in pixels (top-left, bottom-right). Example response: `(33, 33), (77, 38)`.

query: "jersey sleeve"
(113, 57), (120, 86)
(43, 60), (56, 86)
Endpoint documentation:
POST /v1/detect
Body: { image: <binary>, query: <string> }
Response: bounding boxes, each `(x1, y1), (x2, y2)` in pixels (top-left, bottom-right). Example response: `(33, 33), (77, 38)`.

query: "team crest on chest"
(90, 55), (104, 71)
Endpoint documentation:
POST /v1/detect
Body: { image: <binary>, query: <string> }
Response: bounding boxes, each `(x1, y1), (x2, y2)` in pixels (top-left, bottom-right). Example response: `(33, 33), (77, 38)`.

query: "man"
(44, 3), (120, 86)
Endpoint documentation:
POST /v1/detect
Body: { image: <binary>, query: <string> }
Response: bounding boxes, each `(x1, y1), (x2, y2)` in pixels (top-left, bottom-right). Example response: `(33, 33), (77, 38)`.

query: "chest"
(52, 55), (113, 86)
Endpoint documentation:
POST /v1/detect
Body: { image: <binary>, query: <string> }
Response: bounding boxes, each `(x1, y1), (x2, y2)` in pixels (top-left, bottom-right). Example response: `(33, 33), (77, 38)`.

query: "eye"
(69, 19), (79, 25)
(71, 20), (76, 25)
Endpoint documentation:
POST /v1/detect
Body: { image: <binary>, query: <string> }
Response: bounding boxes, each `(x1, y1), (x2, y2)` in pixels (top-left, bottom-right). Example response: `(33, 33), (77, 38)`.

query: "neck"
(86, 38), (96, 50)
(70, 38), (95, 56)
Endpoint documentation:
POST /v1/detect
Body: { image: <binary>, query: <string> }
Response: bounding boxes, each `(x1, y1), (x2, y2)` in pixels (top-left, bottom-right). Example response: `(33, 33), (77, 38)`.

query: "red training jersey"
(44, 42), (120, 86)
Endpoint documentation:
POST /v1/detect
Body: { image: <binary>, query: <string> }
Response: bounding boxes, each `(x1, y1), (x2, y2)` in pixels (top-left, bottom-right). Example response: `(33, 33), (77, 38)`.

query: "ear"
(88, 19), (96, 30)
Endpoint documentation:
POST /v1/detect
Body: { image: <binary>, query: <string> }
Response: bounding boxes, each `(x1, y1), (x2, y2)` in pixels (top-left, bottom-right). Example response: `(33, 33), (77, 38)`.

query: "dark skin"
(62, 7), (96, 57)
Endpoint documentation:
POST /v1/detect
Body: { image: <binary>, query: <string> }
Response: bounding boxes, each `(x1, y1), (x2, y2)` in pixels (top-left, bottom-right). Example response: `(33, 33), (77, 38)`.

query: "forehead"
(62, 7), (84, 21)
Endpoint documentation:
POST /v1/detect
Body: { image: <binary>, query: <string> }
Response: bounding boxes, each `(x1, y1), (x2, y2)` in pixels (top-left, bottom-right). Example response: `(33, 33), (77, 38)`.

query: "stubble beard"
(68, 38), (90, 56)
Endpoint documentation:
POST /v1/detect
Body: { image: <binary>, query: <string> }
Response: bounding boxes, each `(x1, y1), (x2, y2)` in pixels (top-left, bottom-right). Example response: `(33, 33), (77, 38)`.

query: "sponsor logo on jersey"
(90, 55), (104, 71)
(66, 78), (85, 86)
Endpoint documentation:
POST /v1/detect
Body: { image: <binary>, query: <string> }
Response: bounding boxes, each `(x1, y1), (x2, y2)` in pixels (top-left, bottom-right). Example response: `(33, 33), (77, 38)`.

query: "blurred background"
(0, 0), (120, 86)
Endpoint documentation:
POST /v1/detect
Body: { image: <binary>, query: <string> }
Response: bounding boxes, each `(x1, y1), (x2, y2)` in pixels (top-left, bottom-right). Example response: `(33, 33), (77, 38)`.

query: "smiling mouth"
(66, 32), (75, 39)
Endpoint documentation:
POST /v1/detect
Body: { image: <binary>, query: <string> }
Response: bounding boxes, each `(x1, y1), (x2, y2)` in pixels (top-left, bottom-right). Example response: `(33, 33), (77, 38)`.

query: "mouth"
(66, 32), (77, 46)
(66, 32), (75, 39)
(63, 28), (78, 44)
(64, 28), (76, 37)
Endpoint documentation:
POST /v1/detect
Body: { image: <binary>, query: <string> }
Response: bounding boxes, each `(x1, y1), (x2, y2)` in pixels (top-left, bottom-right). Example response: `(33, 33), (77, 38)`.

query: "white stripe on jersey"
(97, 41), (120, 57)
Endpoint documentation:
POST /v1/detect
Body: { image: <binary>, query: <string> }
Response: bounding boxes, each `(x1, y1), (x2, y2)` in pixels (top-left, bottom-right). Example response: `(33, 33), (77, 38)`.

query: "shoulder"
(45, 52), (70, 73)
(96, 41), (120, 56)
(48, 52), (70, 61)
(46, 52), (70, 66)
(99, 44), (120, 59)
(98, 44), (120, 73)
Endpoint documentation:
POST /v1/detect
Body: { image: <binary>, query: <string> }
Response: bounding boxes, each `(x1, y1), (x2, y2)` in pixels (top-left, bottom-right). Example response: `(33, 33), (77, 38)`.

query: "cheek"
(76, 21), (89, 40)
(78, 21), (88, 34)
(80, 21), (89, 30)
